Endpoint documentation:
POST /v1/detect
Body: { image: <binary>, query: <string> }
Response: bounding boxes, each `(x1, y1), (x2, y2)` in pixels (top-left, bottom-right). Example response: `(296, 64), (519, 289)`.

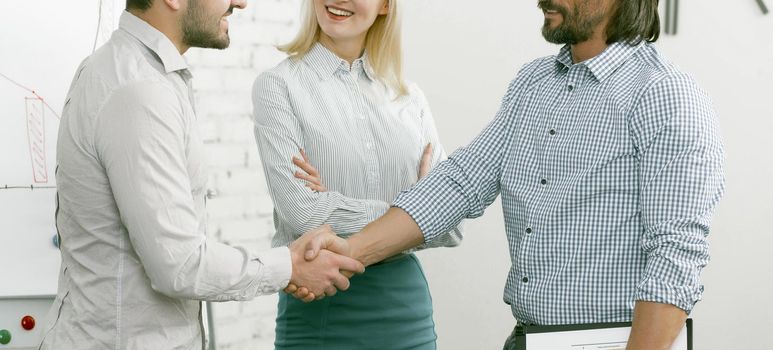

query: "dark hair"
(606, 0), (660, 44)
(126, 0), (153, 11)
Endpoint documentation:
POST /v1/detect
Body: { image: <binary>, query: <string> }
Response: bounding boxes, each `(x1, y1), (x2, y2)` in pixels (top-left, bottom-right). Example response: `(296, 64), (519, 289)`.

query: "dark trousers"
(502, 325), (519, 350)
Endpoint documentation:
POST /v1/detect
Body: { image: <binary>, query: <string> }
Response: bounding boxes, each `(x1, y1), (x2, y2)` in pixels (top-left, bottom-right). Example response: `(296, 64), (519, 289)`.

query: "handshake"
(282, 145), (433, 302)
(286, 225), (364, 302)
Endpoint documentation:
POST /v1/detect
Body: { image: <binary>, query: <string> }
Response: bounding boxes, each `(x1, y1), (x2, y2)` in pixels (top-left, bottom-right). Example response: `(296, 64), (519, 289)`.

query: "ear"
(378, 0), (389, 15)
(161, 0), (183, 11)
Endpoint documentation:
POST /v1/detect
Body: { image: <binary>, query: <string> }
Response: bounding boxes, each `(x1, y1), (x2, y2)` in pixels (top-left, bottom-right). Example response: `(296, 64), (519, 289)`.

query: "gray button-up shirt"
(40, 12), (290, 350)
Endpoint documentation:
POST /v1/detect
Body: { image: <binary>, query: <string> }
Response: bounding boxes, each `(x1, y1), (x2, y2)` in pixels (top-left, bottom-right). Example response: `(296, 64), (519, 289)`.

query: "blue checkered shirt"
(393, 42), (725, 325)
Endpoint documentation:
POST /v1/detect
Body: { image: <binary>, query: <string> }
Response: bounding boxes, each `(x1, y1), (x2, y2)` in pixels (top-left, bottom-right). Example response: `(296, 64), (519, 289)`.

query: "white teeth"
(327, 7), (353, 16)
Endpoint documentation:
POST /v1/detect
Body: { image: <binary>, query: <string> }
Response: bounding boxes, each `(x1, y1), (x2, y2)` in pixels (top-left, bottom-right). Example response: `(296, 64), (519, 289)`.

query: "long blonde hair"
(279, 0), (407, 96)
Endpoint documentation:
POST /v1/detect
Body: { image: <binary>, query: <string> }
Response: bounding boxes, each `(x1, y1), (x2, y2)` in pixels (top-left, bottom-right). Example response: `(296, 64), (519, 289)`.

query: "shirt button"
(540, 178), (547, 185)
(568, 84), (574, 91)
(522, 277), (529, 283)
(525, 227), (532, 234)
(549, 128), (556, 136)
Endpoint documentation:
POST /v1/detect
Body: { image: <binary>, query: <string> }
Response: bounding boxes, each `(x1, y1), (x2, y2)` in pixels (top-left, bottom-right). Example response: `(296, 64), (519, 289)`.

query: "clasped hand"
(287, 224), (363, 302)
(286, 144), (434, 302)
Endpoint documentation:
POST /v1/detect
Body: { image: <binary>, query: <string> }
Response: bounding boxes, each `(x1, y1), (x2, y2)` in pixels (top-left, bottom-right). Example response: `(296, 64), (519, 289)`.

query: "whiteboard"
(0, 0), (122, 298)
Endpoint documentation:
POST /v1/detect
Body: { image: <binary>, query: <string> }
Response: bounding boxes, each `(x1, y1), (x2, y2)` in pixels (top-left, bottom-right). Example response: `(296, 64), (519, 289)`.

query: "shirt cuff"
(391, 199), (431, 243)
(254, 246), (292, 294)
(634, 275), (704, 314)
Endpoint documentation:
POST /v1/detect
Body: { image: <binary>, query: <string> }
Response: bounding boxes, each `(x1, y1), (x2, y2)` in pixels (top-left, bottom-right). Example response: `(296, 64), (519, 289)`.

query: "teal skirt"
(275, 253), (437, 350)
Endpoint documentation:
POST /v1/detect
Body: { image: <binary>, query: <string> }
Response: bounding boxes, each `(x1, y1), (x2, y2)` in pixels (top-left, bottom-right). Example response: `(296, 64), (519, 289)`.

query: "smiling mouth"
(538, 1), (562, 16)
(327, 6), (354, 17)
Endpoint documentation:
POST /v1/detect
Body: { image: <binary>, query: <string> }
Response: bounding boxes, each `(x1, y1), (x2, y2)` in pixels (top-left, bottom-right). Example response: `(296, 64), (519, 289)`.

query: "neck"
(319, 33), (366, 65)
(130, 9), (189, 54)
(569, 21), (610, 63)
(570, 39), (608, 63)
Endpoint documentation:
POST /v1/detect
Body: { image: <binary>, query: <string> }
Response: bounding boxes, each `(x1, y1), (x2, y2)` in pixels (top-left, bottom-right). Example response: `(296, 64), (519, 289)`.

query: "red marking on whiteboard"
(26, 97), (48, 184)
(0, 72), (61, 119)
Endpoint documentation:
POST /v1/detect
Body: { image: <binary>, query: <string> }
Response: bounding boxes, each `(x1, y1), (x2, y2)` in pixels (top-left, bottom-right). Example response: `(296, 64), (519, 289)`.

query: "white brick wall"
(186, 1), (301, 349)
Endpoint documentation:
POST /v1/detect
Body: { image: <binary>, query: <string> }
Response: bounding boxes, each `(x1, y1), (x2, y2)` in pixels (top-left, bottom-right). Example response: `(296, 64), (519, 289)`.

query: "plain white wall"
(404, 1), (773, 349)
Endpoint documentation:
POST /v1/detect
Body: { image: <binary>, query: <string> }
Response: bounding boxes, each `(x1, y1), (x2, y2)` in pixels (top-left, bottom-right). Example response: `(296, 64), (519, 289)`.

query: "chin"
(320, 25), (345, 37)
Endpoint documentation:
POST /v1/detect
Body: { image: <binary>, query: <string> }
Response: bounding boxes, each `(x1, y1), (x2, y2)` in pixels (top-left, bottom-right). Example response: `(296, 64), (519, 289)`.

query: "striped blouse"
(252, 43), (462, 249)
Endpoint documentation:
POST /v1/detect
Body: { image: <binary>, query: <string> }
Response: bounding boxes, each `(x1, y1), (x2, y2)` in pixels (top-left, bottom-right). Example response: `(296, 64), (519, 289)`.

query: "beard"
(538, 0), (605, 45)
(181, 0), (232, 49)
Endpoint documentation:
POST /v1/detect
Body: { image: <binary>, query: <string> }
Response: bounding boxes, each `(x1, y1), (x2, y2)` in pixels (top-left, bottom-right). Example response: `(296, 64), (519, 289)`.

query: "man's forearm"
(626, 301), (687, 350)
(347, 207), (425, 266)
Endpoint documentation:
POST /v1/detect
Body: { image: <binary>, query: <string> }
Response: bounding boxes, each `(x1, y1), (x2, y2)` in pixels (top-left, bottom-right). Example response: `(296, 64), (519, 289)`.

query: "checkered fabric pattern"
(393, 41), (725, 325)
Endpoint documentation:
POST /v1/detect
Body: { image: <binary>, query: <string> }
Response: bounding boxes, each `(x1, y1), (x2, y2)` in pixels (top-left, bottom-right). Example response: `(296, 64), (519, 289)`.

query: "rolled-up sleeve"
(252, 71), (391, 238)
(393, 62), (536, 243)
(408, 85), (464, 249)
(95, 81), (291, 300)
(630, 73), (725, 313)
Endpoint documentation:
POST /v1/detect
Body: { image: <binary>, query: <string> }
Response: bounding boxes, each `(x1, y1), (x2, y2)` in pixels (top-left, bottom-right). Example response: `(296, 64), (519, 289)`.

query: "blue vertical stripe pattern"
(252, 43), (462, 249)
(393, 42), (725, 325)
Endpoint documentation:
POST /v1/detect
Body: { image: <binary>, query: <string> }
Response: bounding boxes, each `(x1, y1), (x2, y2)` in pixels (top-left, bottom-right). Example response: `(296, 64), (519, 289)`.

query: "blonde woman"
(252, 0), (462, 348)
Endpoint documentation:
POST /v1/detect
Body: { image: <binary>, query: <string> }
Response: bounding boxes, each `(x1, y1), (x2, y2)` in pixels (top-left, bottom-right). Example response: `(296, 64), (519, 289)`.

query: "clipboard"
(513, 318), (692, 350)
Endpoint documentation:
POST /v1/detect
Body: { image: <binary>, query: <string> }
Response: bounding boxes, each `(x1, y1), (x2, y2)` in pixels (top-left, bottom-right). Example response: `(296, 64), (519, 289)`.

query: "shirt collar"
(119, 11), (188, 73)
(303, 42), (375, 81)
(555, 41), (644, 82)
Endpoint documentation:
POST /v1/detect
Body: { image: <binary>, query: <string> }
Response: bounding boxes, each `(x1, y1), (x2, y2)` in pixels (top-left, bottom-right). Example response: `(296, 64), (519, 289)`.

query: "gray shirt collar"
(119, 11), (188, 73)
(555, 41), (644, 83)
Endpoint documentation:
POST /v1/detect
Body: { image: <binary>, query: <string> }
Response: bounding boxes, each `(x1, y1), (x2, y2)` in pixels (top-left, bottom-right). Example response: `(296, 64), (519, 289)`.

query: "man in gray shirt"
(40, 0), (362, 349)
